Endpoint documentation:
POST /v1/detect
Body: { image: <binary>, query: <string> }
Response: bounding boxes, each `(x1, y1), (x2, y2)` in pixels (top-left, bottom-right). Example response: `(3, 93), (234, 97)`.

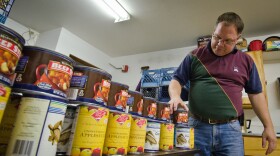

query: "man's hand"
(169, 97), (188, 114)
(262, 127), (277, 155)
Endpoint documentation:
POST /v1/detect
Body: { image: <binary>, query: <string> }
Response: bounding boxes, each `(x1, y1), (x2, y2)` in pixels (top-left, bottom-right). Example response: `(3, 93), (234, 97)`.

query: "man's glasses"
(212, 34), (238, 45)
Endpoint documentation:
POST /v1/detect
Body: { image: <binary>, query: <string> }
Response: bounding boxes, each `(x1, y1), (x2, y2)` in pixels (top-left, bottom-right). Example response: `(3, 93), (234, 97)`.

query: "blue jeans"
(188, 117), (244, 156)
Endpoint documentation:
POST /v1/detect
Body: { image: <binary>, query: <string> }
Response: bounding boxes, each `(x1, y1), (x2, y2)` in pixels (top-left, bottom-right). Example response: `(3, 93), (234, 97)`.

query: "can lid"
(143, 96), (156, 101)
(74, 65), (112, 79)
(128, 90), (143, 95)
(157, 101), (169, 105)
(23, 46), (75, 64)
(0, 24), (25, 46)
(111, 81), (129, 89)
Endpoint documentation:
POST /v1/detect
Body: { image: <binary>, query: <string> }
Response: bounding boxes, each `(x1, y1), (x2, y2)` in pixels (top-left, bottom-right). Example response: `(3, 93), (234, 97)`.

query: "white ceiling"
(9, 0), (280, 57)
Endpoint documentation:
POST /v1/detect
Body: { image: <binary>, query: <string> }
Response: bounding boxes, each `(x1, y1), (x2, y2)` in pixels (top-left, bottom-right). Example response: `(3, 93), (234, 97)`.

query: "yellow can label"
(159, 123), (174, 151)
(70, 105), (109, 156)
(103, 111), (131, 155)
(0, 83), (11, 124)
(189, 128), (194, 149)
(0, 94), (20, 155)
(128, 116), (147, 154)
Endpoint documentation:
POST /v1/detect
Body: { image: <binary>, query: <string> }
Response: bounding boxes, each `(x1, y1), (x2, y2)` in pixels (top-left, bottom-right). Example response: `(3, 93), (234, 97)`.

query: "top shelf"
(262, 51), (280, 62)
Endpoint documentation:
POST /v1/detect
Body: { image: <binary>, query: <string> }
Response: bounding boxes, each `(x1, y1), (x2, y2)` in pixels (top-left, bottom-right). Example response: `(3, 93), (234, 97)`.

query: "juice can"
(159, 123), (174, 151)
(67, 103), (109, 156)
(128, 115), (147, 154)
(103, 110), (131, 155)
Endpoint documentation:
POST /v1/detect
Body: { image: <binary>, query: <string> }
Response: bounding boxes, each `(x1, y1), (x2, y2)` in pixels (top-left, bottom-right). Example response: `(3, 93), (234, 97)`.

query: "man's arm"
(248, 92), (277, 155)
(168, 79), (188, 113)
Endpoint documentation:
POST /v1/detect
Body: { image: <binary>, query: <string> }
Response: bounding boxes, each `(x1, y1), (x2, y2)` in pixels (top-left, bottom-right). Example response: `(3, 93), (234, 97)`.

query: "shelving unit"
(263, 50), (280, 62)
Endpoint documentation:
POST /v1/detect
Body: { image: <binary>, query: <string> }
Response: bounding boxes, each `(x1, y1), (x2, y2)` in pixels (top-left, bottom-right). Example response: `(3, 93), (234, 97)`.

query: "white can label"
(175, 127), (194, 149)
(6, 97), (50, 156)
(144, 122), (160, 151)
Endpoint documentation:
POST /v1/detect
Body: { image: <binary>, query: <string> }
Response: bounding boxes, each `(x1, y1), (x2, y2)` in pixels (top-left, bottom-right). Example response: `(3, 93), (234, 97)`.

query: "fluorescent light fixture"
(102, 0), (130, 23)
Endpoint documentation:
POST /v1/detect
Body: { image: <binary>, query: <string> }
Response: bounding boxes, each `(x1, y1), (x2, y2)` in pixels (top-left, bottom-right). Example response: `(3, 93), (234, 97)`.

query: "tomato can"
(0, 24), (25, 86)
(175, 125), (194, 149)
(67, 103), (109, 156)
(14, 46), (74, 98)
(6, 91), (68, 156)
(103, 110), (131, 155)
(142, 97), (157, 119)
(0, 92), (21, 155)
(0, 82), (11, 124)
(144, 120), (161, 152)
(56, 104), (77, 155)
(107, 82), (129, 112)
(159, 123), (174, 151)
(67, 65), (112, 106)
(156, 101), (170, 121)
(128, 115), (147, 154)
(128, 90), (143, 116)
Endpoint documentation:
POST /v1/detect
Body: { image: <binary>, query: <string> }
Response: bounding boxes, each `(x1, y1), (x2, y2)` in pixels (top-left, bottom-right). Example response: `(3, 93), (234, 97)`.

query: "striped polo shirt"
(173, 42), (262, 120)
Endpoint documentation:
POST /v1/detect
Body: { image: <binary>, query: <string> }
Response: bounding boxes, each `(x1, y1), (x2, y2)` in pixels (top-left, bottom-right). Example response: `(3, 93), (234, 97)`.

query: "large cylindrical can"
(0, 92), (21, 155)
(107, 82), (129, 112)
(142, 97), (157, 119)
(6, 91), (68, 156)
(144, 120), (161, 152)
(14, 46), (74, 98)
(173, 105), (188, 126)
(128, 115), (147, 154)
(103, 110), (131, 155)
(175, 125), (194, 149)
(128, 90), (143, 116)
(156, 101), (170, 121)
(159, 123), (174, 151)
(56, 104), (77, 156)
(0, 82), (12, 124)
(0, 24), (25, 86)
(67, 65), (112, 106)
(67, 103), (109, 156)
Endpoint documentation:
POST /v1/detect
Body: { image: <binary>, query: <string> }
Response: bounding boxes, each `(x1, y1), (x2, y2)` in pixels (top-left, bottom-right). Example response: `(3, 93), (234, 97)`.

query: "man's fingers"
(170, 103), (174, 114)
(262, 137), (267, 148)
(181, 103), (189, 111)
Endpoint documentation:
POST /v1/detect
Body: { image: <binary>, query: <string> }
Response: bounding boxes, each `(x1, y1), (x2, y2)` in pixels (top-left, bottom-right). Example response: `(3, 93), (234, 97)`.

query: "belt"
(189, 113), (238, 124)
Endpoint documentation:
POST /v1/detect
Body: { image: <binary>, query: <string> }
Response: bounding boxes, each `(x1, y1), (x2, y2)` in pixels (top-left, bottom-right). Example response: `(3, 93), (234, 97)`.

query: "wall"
(2, 18), (39, 46)
(109, 46), (196, 90)
(55, 28), (113, 72)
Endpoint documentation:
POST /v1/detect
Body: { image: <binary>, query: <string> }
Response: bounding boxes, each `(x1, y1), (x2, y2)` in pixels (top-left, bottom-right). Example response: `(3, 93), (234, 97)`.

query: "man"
(169, 12), (277, 155)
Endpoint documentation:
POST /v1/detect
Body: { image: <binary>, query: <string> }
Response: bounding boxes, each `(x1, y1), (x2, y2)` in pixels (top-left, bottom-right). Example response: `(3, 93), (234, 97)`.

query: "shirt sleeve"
(244, 63), (262, 94)
(172, 53), (192, 86)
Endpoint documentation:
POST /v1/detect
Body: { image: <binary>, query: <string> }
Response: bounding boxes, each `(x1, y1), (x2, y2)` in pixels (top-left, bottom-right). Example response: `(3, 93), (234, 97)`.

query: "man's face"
(211, 22), (240, 56)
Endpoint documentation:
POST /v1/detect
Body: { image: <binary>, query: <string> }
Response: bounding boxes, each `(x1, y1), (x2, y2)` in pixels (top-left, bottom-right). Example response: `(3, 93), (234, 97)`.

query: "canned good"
(103, 110), (131, 155)
(0, 24), (25, 86)
(107, 82), (129, 112)
(144, 120), (161, 152)
(128, 90), (143, 116)
(0, 82), (11, 124)
(6, 92), (68, 156)
(67, 103), (109, 156)
(175, 125), (194, 149)
(142, 97), (157, 119)
(14, 46), (74, 98)
(56, 104), (77, 155)
(156, 101), (170, 121)
(0, 92), (21, 155)
(128, 115), (147, 154)
(173, 106), (188, 125)
(159, 123), (174, 151)
(67, 65), (112, 106)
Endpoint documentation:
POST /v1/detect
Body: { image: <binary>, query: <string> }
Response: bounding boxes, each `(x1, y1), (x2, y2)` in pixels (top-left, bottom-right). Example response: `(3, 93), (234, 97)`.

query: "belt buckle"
(208, 118), (217, 124)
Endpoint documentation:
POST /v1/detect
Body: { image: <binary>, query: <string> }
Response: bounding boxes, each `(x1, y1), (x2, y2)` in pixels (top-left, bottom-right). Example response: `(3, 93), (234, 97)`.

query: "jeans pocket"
(228, 120), (241, 132)
(187, 117), (200, 128)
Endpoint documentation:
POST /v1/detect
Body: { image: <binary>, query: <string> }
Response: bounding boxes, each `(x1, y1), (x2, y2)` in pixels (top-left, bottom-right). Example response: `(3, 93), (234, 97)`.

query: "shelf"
(134, 148), (201, 156)
(262, 50), (280, 62)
